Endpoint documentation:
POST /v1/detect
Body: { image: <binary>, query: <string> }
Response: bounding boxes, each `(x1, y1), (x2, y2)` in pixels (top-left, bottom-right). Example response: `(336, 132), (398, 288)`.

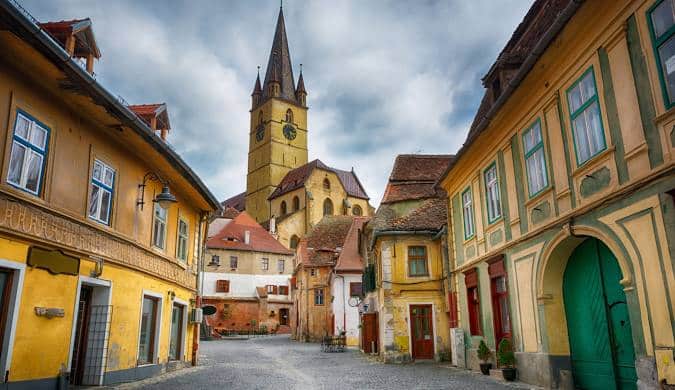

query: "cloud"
(22, 0), (531, 206)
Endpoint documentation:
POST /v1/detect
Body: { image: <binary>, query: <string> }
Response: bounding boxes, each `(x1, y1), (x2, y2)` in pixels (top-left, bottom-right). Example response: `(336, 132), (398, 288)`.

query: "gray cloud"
(22, 0), (531, 205)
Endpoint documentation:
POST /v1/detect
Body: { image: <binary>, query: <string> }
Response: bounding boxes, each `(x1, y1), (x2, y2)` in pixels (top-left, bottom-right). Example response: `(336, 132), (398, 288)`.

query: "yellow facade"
(438, 0), (675, 387)
(0, 10), (218, 389)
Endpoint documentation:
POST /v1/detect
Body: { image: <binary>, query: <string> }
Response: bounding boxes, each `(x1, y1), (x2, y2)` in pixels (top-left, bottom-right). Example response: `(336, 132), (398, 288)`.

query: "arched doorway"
(563, 238), (637, 389)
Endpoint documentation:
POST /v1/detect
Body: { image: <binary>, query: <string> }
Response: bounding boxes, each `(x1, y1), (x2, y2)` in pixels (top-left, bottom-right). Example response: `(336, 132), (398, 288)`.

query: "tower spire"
(262, 7), (296, 102)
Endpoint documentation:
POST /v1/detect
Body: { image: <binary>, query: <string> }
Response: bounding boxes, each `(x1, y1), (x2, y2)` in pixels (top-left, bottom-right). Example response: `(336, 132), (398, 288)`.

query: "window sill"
(524, 186), (554, 208)
(571, 145), (615, 177)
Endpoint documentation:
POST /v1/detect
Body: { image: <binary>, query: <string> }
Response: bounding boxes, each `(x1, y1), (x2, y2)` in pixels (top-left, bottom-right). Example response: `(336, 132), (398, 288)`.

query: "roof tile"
(207, 211), (292, 255)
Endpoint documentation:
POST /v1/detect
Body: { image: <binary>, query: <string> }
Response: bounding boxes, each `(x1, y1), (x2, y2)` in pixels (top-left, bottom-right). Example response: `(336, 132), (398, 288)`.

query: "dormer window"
(39, 19), (101, 75)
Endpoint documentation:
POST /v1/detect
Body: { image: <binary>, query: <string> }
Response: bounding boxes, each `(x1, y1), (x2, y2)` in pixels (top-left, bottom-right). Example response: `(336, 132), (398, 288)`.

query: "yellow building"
(438, 0), (675, 388)
(0, 4), (220, 388)
(223, 8), (373, 247)
(361, 155), (453, 362)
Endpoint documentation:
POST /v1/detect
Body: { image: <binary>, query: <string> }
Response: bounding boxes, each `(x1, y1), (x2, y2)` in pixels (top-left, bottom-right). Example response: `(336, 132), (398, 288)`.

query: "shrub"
(477, 339), (491, 362)
(497, 338), (516, 368)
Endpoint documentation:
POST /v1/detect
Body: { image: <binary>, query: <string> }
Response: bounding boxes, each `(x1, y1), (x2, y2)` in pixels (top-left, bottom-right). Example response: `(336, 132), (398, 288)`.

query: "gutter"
(436, 0), (584, 188)
(1, 0), (222, 211)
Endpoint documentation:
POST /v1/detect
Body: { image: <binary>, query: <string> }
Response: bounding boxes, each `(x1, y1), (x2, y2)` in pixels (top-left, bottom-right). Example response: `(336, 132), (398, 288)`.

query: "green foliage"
(477, 339), (491, 362)
(497, 338), (516, 368)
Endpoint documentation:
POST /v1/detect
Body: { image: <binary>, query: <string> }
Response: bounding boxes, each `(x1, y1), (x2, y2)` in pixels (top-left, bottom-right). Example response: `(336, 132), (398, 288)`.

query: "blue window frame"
(648, 0), (675, 109)
(7, 111), (49, 196)
(462, 187), (475, 239)
(522, 119), (549, 197)
(88, 159), (115, 225)
(483, 163), (502, 223)
(566, 67), (607, 166)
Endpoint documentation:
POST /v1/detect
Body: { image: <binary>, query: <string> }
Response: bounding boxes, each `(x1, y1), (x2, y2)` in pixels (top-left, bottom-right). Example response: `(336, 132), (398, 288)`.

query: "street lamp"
(137, 172), (177, 210)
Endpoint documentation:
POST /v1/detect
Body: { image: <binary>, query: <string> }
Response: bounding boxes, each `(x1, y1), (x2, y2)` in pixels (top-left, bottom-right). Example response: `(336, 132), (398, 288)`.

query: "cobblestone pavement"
(114, 335), (538, 390)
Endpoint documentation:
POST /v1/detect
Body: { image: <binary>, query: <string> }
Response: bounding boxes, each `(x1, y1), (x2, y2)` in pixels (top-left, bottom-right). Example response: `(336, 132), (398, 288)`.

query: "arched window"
(353, 205), (363, 216)
(323, 198), (334, 216)
(280, 201), (287, 215)
(290, 235), (299, 250)
(258, 110), (263, 125)
(285, 109), (293, 123)
(293, 196), (300, 211)
(323, 178), (330, 190)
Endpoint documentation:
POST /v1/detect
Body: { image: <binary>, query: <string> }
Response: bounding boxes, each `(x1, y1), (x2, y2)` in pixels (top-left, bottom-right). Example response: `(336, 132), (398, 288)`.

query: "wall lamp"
(137, 172), (177, 210)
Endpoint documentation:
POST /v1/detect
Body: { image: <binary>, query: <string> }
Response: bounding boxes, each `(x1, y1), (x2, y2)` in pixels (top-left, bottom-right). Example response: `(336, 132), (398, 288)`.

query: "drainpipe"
(192, 211), (209, 366)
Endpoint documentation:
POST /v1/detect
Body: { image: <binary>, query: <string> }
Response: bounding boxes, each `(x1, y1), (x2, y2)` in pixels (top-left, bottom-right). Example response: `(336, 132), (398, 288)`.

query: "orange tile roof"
(335, 217), (369, 272)
(206, 211), (291, 255)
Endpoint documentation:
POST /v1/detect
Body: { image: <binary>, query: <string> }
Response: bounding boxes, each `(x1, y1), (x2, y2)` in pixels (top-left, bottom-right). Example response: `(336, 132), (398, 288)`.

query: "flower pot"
(479, 363), (492, 375)
(502, 367), (517, 381)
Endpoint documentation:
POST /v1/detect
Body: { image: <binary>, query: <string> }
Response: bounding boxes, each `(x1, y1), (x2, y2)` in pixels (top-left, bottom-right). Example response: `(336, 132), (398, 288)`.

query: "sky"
(22, 0), (532, 206)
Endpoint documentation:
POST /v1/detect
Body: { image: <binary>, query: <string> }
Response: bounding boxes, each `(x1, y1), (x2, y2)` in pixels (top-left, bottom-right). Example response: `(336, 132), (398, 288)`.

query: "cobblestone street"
(115, 335), (536, 390)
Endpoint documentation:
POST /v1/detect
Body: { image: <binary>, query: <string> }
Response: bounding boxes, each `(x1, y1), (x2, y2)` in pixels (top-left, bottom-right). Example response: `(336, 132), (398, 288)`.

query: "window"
(649, 0), (675, 108)
(462, 188), (475, 239)
(349, 282), (362, 297)
(258, 110), (263, 125)
(261, 258), (269, 271)
(88, 159), (115, 225)
(280, 201), (287, 215)
(566, 68), (606, 165)
(216, 280), (230, 293)
(464, 269), (481, 336)
(483, 163), (502, 223)
(408, 246), (429, 277)
(169, 303), (184, 361)
(267, 285), (278, 294)
(310, 268), (316, 277)
(138, 295), (159, 364)
(277, 259), (285, 273)
(229, 256), (238, 269)
(353, 205), (363, 216)
(523, 120), (549, 196)
(323, 178), (330, 190)
(210, 255), (220, 265)
(7, 111), (49, 195)
(323, 198), (334, 216)
(293, 196), (300, 211)
(489, 258), (511, 343)
(285, 109), (293, 123)
(314, 288), (324, 305)
(279, 285), (289, 295)
(290, 235), (300, 249)
(152, 203), (167, 249)
(176, 218), (189, 261)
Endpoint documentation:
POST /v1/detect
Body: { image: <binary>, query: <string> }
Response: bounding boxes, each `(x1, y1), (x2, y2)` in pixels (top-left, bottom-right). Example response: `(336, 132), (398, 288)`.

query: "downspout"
(192, 211), (209, 366)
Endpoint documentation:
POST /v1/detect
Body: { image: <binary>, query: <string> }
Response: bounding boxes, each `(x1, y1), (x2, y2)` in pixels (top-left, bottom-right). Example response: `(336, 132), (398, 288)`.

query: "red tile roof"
(268, 159), (369, 200)
(221, 207), (241, 219)
(297, 216), (355, 267)
(128, 103), (170, 130)
(39, 18), (101, 58)
(381, 154), (453, 204)
(222, 192), (246, 212)
(335, 217), (369, 273)
(206, 211), (292, 255)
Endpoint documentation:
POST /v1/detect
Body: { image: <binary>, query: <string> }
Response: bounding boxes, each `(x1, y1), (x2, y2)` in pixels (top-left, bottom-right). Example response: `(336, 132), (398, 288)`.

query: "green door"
(563, 238), (637, 390)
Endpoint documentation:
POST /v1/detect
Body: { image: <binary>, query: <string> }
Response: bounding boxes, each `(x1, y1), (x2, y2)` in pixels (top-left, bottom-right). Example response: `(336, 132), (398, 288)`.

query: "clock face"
(283, 124), (297, 141)
(256, 124), (265, 142)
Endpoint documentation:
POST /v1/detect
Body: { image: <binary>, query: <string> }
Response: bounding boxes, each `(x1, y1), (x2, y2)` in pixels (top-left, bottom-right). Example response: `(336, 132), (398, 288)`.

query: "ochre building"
(438, 0), (675, 388)
(222, 8), (372, 248)
(0, 4), (220, 389)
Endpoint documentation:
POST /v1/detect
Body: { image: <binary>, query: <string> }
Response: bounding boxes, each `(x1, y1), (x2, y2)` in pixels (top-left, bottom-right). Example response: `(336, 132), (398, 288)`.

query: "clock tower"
(245, 7), (308, 222)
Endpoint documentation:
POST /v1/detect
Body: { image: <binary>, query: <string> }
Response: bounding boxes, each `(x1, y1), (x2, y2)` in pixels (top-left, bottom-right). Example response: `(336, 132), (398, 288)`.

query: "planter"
(501, 367), (516, 381)
(479, 363), (492, 375)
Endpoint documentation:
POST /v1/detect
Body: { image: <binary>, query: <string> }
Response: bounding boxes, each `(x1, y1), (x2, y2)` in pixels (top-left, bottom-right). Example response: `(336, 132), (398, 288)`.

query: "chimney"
(244, 230), (251, 245)
(269, 216), (276, 235)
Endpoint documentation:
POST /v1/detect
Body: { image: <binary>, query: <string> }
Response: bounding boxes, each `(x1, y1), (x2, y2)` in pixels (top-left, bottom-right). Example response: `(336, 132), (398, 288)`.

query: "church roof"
(268, 159), (369, 200)
(262, 7), (297, 103)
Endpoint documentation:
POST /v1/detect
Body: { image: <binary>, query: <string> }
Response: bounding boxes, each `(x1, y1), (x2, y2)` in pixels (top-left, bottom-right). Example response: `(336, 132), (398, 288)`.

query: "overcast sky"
(23, 0), (531, 206)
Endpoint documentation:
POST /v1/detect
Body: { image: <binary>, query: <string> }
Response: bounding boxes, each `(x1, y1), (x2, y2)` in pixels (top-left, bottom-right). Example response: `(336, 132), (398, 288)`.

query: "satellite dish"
(202, 305), (217, 315)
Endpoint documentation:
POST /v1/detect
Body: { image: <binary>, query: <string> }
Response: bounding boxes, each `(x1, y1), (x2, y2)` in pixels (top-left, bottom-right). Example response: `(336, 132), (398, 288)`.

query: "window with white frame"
(176, 218), (189, 261)
(88, 160), (115, 225)
(261, 258), (269, 270)
(523, 120), (549, 196)
(462, 188), (475, 239)
(152, 203), (167, 249)
(277, 259), (285, 273)
(7, 111), (49, 195)
(483, 164), (501, 223)
(566, 68), (606, 165)
(229, 256), (238, 269)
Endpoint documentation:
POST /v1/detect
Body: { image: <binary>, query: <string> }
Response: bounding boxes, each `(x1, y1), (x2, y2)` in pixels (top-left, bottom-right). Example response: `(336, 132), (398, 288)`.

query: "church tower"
(246, 7), (308, 222)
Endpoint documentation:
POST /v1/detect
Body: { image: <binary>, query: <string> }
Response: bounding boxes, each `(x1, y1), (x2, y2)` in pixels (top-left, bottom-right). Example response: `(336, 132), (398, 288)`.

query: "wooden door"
(279, 308), (289, 325)
(563, 238), (637, 390)
(361, 312), (378, 353)
(410, 305), (434, 359)
(70, 286), (93, 385)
